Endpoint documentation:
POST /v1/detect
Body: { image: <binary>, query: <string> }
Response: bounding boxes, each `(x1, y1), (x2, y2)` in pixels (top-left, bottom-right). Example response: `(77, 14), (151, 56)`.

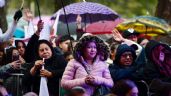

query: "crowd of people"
(0, 8), (171, 96)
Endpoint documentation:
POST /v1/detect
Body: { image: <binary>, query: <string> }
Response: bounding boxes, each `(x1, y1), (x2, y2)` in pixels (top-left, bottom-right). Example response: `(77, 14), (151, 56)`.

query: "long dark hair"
(5, 47), (18, 64)
(15, 40), (26, 49)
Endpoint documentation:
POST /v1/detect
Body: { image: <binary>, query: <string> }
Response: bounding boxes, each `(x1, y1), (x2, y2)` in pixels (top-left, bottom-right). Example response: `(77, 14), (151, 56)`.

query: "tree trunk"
(0, 7), (7, 33)
(155, 0), (171, 44)
(155, 0), (171, 25)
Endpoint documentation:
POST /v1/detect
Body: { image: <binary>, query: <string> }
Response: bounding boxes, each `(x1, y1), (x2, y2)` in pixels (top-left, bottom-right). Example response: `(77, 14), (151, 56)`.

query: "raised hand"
(23, 8), (33, 21)
(14, 9), (22, 21)
(35, 20), (44, 35)
(76, 14), (82, 29)
(112, 29), (125, 43)
(50, 36), (57, 47)
(76, 14), (82, 23)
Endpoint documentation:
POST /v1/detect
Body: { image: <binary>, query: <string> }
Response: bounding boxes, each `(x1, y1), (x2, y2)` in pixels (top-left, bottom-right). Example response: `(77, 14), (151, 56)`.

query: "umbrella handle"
(60, 0), (73, 52)
(35, 0), (41, 20)
(20, 0), (24, 10)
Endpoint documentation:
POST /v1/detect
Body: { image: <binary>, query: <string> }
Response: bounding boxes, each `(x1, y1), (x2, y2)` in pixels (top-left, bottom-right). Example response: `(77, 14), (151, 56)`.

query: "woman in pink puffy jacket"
(61, 35), (114, 96)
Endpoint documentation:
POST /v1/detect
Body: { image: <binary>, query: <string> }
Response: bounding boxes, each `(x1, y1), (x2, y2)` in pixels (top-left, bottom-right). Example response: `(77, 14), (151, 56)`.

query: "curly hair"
(98, 42), (110, 61)
(73, 35), (109, 62)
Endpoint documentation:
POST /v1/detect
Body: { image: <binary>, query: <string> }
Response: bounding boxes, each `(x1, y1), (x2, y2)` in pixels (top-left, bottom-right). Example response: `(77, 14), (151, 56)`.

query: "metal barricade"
(4, 73), (24, 96)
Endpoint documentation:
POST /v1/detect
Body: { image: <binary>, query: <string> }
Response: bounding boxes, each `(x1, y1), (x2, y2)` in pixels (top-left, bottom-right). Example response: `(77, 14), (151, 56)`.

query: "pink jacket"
(61, 59), (114, 96)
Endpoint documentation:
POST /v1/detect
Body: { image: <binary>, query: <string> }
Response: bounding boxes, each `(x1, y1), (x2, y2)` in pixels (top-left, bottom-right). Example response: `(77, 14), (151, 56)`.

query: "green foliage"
(88, 0), (157, 18)
(6, 0), (157, 18)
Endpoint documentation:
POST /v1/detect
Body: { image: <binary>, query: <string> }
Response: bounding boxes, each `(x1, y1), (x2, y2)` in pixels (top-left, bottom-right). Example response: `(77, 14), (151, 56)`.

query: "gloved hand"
(13, 9), (22, 21)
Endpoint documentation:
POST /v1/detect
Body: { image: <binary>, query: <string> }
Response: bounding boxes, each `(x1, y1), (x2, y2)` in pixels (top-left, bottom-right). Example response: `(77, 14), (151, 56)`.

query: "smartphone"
(12, 55), (19, 61)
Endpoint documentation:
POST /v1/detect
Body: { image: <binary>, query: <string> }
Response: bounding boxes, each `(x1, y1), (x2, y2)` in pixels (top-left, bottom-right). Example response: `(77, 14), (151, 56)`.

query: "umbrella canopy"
(57, 21), (82, 35)
(83, 18), (124, 34)
(32, 16), (52, 25)
(52, 2), (120, 23)
(117, 16), (171, 36)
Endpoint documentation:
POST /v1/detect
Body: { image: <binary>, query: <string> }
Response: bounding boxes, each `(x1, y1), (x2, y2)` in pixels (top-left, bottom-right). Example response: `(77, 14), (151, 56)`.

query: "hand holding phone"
(10, 60), (21, 69)
(12, 55), (20, 61)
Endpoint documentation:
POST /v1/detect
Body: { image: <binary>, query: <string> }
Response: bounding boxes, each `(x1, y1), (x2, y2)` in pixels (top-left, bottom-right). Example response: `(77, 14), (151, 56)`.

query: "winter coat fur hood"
(73, 35), (110, 62)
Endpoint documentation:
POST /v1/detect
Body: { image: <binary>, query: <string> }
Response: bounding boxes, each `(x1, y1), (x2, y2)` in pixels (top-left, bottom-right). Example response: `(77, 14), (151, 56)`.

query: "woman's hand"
(76, 14), (82, 29)
(13, 9), (22, 22)
(112, 29), (125, 43)
(50, 36), (57, 47)
(40, 69), (52, 78)
(19, 55), (25, 64)
(10, 60), (21, 69)
(85, 75), (95, 86)
(35, 20), (44, 36)
(30, 60), (44, 76)
(23, 8), (33, 22)
(76, 14), (82, 24)
(34, 60), (44, 70)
